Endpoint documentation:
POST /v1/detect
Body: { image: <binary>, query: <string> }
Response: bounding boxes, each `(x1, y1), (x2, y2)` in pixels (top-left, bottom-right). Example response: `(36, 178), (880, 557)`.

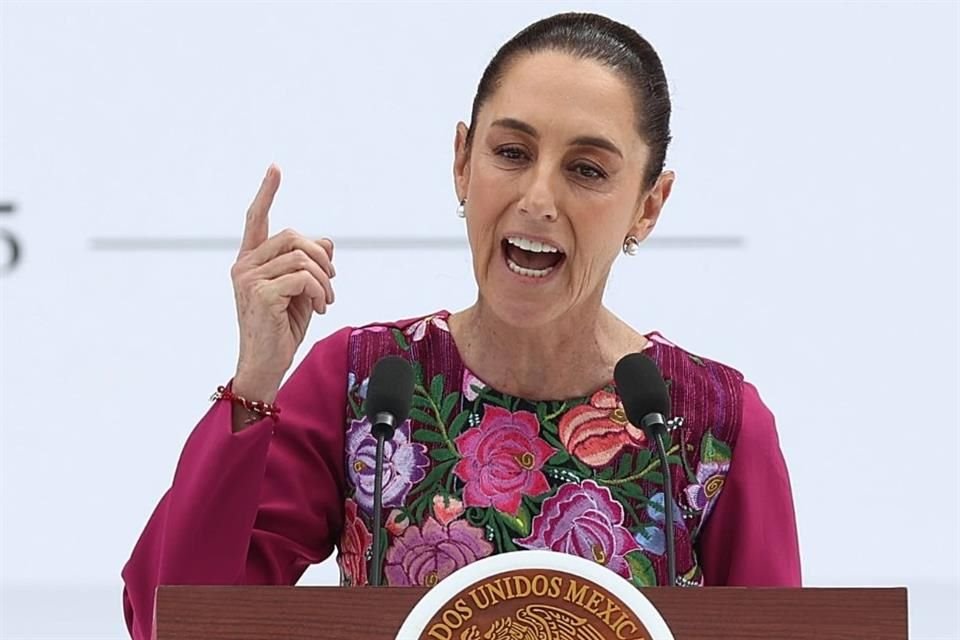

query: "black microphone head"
(614, 353), (671, 426)
(365, 355), (415, 426)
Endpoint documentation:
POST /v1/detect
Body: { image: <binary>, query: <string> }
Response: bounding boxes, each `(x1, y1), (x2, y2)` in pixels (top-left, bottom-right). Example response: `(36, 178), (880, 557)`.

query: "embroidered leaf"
(409, 460), (456, 497)
(666, 455), (682, 465)
(619, 482), (647, 500)
(570, 457), (592, 477)
(409, 407), (438, 427)
(477, 389), (511, 409)
(540, 430), (564, 451)
(547, 450), (570, 466)
(413, 429), (445, 444)
(430, 374), (445, 406)
(498, 503), (532, 536)
(598, 466), (615, 481)
(616, 452), (635, 478)
(701, 433), (732, 463)
(441, 392), (460, 422)
(411, 394), (433, 410)
(536, 402), (548, 422)
(448, 411), (470, 440)
(391, 328), (411, 351)
(430, 447), (458, 462)
(635, 449), (653, 469)
(645, 471), (664, 485)
(626, 550), (657, 587)
(688, 354), (706, 367)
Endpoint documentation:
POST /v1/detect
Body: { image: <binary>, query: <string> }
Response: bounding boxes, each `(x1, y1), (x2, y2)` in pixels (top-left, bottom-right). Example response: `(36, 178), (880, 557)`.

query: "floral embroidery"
(383, 515), (493, 586)
(339, 499), (372, 586)
(461, 368), (486, 401)
(634, 492), (686, 556)
(558, 390), (646, 467)
(518, 480), (639, 578)
(345, 417), (429, 514)
(405, 314), (450, 343)
(338, 312), (738, 590)
(453, 405), (554, 515)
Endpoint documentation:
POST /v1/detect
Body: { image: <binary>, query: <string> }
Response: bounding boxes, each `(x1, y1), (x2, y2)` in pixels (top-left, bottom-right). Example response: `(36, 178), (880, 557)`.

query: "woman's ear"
(630, 170), (675, 242)
(453, 121), (471, 201)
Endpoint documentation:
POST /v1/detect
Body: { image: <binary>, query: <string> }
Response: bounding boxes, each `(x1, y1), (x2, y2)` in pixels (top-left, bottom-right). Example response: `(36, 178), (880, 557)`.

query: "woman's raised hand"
(230, 165), (335, 404)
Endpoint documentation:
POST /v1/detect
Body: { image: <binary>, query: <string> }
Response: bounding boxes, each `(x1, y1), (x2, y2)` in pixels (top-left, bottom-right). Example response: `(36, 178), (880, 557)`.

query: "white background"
(1, 1), (957, 638)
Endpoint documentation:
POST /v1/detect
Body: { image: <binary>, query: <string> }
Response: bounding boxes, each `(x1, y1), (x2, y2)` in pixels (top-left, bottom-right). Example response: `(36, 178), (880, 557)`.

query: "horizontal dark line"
(0, 203), (16, 214)
(89, 236), (745, 251)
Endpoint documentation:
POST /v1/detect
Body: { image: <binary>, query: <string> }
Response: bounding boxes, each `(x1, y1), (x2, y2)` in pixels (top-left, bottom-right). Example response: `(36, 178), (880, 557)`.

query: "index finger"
(240, 164), (281, 253)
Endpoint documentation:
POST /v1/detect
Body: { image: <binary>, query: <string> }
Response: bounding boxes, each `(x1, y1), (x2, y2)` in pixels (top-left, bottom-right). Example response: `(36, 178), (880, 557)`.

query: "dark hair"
(467, 12), (672, 191)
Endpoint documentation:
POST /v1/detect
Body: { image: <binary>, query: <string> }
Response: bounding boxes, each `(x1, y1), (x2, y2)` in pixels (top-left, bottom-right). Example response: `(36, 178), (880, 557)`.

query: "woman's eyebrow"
(490, 117), (623, 159)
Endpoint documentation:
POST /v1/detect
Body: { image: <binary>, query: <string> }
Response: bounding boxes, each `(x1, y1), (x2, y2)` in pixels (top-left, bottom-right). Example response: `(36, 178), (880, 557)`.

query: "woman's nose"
(517, 166), (559, 222)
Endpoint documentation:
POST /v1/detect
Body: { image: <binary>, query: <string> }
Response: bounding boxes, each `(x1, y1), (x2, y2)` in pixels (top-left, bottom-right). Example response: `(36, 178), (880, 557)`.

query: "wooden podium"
(155, 585), (907, 639)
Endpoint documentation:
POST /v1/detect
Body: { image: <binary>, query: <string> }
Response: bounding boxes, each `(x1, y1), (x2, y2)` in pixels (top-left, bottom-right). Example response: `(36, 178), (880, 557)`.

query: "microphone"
(364, 355), (415, 586)
(614, 353), (677, 587)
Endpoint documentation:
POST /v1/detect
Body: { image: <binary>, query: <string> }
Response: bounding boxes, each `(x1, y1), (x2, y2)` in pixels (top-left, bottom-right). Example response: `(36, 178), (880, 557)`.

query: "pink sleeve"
(121, 327), (352, 640)
(698, 381), (802, 586)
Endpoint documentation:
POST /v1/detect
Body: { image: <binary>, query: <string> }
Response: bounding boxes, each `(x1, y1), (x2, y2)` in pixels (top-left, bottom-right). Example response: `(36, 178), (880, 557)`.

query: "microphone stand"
(643, 414), (676, 587)
(369, 412), (397, 587)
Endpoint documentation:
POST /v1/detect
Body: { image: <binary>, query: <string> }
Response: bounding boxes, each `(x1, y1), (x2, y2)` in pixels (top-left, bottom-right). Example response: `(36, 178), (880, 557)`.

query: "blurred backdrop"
(1, 1), (957, 638)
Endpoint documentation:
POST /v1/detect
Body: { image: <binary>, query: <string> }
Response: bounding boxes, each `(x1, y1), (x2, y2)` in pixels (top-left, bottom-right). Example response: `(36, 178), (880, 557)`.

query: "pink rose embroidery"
(453, 405), (555, 515)
(558, 390), (646, 468)
(517, 480), (639, 578)
(338, 499), (373, 586)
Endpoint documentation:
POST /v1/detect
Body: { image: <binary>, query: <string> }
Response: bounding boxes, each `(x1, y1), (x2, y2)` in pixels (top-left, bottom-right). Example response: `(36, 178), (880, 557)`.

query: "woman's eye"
(573, 163), (606, 180)
(496, 146), (529, 162)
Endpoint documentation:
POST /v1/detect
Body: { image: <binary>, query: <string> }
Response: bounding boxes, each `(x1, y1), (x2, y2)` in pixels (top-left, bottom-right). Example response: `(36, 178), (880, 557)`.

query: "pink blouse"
(121, 312), (801, 640)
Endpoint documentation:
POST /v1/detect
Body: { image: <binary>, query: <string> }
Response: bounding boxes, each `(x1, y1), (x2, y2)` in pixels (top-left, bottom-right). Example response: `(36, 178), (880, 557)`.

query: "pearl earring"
(622, 236), (640, 256)
(456, 199), (466, 218)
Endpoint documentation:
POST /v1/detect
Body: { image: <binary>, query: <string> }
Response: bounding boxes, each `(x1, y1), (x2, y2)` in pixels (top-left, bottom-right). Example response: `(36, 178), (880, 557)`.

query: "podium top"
(154, 586), (907, 640)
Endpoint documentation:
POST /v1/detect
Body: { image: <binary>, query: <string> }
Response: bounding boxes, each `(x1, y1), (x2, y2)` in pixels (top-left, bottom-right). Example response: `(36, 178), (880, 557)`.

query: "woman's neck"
(447, 298), (649, 401)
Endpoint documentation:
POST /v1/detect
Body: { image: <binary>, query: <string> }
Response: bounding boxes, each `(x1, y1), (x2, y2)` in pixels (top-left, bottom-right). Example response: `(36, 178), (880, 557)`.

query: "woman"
(122, 12), (800, 640)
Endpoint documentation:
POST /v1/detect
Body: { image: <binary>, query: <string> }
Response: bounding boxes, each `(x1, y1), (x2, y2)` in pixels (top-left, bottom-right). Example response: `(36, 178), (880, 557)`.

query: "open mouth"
(502, 236), (565, 279)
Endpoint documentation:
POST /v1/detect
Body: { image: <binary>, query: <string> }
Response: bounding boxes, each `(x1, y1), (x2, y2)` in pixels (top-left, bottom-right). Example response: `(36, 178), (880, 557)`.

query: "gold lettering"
(427, 623), (452, 640)
(585, 590), (605, 615)
(597, 599), (621, 625)
(486, 580), (506, 606)
(531, 574), (549, 597)
(454, 598), (473, 621)
(502, 576), (516, 600)
(511, 576), (532, 599)
(548, 576), (563, 598)
(616, 620), (638, 640)
(564, 579), (590, 607)
(468, 587), (490, 610)
(441, 609), (464, 629)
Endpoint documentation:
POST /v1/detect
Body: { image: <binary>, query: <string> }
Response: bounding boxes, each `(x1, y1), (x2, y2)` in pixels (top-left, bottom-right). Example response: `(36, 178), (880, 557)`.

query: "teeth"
(506, 236), (561, 253)
(507, 258), (554, 278)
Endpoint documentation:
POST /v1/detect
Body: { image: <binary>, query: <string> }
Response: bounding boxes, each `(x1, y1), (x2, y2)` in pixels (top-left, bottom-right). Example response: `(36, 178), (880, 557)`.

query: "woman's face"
(454, 51), (673, 328)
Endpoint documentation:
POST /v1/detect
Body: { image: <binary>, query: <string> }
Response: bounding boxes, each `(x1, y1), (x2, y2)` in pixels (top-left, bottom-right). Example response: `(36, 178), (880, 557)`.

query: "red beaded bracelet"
(211, 385), (282, 423)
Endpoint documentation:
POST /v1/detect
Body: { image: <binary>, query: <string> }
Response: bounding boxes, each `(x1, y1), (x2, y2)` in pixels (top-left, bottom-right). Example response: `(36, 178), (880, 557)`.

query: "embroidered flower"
(633, 492), (686, 556)
(349, 325), (389, 337)
(432, 495), (465, 526)
(383, 517), (492, 586)
(518, 480), (639, 578)
(453, 405), (554, 515)
(339, 499), (372, 586)
(461, 368), (486, 401)
(684, 460), (729, 520)
(405, 314), (450, 343)
(346, 418), (429, 514)
(558, 390), (646, 468)
(385, 509), (409, 537)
